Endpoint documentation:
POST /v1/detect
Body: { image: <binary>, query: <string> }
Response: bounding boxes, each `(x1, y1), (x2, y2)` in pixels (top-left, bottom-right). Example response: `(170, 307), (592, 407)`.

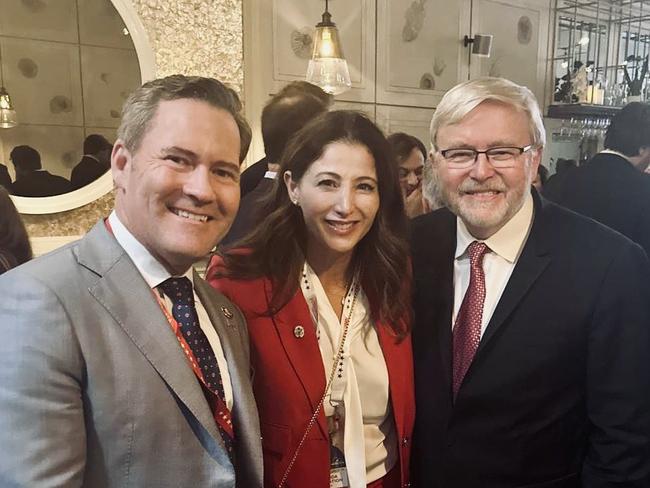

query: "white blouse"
(300, 263), (398, 487)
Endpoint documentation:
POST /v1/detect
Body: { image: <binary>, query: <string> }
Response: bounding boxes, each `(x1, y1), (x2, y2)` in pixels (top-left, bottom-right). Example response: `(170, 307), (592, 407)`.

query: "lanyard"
(278, 263), (360, 488)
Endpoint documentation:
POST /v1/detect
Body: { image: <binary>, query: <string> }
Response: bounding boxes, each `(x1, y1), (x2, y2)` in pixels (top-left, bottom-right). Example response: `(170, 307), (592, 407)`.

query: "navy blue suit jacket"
(410, 191), (650, 487)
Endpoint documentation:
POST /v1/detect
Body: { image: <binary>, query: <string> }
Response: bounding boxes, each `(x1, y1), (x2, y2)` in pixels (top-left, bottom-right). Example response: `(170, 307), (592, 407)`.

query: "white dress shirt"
(108, 211), (233, 409)
(301, 263), (397, 487)
(452, 193), (534, 337)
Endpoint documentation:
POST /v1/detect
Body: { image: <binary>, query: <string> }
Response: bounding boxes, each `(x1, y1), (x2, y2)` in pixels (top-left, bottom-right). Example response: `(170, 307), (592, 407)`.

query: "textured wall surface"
(23, 0), (244, 237)
(132, 0), (244, 88)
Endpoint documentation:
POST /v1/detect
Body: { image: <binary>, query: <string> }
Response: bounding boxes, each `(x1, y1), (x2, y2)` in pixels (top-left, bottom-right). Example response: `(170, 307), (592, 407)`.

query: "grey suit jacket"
(0, 221), (263, 487)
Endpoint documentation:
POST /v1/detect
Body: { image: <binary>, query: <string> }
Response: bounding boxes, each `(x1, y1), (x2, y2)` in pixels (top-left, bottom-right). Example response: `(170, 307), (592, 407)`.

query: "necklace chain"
(277, 278), (360, 488)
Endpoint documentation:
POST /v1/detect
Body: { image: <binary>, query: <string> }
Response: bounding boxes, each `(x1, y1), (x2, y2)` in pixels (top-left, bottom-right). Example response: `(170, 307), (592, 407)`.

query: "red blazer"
(207, 257), (415, 488)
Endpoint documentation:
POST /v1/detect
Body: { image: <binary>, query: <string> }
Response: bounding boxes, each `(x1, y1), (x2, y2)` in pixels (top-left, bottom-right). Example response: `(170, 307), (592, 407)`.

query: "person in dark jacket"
(10, 145), (72, 197)
(239, 81), (332, 198)
(544, 102), (650, 256)
(0, 187), (32, 274)
(70, 134), (113, 190)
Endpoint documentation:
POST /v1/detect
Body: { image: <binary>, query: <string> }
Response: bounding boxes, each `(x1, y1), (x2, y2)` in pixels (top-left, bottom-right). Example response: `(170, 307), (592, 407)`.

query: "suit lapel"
(473, 193), (552, 360)
(79, 223), (223, 446)
(194, 275), (262, 475)
(436, 240), (456, 399)
(265, 280), (329, 438)
(418, 212), (456, 401)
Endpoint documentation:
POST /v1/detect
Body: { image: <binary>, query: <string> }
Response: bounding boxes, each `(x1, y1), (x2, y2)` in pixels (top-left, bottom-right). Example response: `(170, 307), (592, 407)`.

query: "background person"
(10, 145), (72, 197)
(544, 102), (650, 256)
(221, 86), (328, 247)
(208, 110), (414, 488)
(71, 134), (114, 190)
(410, 77), (650, 487)
(387, 132), (427, 218)
(0, 75), (262, 487)
(0, 187), (32, 274)
(239, 80), (333, 198)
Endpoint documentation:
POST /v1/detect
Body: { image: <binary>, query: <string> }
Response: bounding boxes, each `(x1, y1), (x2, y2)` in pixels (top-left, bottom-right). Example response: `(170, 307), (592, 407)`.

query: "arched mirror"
(0, 0), (155, 214)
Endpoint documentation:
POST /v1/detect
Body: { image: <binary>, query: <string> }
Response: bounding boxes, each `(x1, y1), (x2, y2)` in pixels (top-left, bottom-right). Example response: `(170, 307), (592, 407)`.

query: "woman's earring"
(292, 198), (300, 207)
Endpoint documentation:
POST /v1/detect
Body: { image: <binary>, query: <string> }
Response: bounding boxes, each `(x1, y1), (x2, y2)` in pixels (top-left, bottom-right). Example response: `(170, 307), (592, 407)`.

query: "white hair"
(429, 77), (546, 150)
(421, 157), (443, 211)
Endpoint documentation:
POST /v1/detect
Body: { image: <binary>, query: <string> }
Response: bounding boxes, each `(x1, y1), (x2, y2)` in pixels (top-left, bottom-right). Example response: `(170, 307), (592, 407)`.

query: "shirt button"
(401, 436), (409, 446)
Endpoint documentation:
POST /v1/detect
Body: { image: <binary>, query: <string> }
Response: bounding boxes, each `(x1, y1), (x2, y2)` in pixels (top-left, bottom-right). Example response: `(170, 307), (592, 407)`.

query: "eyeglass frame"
(436, 144), (537, 169)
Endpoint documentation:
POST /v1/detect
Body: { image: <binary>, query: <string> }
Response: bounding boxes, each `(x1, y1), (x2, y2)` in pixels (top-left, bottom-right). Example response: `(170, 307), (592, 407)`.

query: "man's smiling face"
(112, 98), (241, 274)
(434, 100), (540, 239)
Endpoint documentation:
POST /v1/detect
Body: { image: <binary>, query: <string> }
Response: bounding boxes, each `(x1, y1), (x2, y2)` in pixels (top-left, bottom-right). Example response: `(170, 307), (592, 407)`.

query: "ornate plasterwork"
(25, 0), (244, 237)
(132, 0), (244, 89)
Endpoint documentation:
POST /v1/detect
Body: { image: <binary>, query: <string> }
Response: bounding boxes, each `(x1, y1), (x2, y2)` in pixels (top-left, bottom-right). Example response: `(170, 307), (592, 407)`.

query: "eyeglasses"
(438, 145), (535, 168)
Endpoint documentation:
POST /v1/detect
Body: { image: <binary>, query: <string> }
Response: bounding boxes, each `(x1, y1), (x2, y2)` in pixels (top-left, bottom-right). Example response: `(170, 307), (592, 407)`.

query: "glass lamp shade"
(0, 87), (17, 129)
(306, 24), (351, 95)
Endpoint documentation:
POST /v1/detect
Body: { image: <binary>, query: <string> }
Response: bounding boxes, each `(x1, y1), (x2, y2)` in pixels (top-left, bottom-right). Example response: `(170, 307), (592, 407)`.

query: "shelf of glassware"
(547, 103), (620, 119)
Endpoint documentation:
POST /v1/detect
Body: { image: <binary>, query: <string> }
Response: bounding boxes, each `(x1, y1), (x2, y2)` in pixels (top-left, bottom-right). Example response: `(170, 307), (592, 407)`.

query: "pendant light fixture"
(0, 42), (17, 129)
(306, 0), (351, 95)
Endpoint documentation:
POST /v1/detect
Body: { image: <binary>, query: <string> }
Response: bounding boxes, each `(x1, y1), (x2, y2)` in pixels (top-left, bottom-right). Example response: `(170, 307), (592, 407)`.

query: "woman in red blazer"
(207, 110), (414, 488)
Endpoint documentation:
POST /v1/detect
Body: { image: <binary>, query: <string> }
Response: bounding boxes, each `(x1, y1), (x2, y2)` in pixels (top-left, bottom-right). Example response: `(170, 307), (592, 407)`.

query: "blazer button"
(403, 483), (411, 488)
(294, 325), (305, 338)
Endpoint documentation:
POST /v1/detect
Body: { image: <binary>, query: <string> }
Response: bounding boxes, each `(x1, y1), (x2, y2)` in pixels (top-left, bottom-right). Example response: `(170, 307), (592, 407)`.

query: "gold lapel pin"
(294, 325), (305, 338)
(221, 306), (235, 327)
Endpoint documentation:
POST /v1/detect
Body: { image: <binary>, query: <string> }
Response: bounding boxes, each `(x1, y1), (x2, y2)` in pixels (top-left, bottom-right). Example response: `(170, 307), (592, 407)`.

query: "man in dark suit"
(10, 145), (72, 196)
(0, 76), (262, 487)
(239, 80), (332, 199)
(221, 84), (328, 247)
(544, 102), (650, 256)
(410, 77), (650, 487)
(70, 134), (113, 190)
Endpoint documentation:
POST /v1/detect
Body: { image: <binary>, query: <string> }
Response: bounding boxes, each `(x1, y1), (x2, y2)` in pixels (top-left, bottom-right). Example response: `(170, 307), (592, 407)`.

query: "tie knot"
(159, 277), (194, 305)
(467, 241), (489, 266)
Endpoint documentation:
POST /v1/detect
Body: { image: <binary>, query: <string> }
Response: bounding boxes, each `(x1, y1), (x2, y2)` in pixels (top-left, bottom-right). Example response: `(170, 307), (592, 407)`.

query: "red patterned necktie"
(452, 241), (489, 399)
(159, 277), (235, 459)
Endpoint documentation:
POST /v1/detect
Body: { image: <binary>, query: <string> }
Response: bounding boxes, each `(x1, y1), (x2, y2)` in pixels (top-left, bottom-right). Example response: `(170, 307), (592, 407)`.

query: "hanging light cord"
(0, 41), (5, 87)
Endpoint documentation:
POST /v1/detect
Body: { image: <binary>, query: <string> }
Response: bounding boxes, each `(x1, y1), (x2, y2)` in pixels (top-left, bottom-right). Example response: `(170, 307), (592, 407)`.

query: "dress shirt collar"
(600, 149), (634, 166)
(84, 154), (101, 163)
(107, 210), (193, 289)
(455, 192), (534, 263)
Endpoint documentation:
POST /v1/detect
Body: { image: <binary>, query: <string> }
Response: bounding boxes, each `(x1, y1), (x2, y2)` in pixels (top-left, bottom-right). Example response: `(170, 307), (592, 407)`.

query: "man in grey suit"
(0, 75), (263, 487)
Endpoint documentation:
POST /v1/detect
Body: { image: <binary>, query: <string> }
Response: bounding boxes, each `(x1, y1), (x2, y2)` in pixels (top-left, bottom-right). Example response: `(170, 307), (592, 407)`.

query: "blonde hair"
(429, 77), (546, 150)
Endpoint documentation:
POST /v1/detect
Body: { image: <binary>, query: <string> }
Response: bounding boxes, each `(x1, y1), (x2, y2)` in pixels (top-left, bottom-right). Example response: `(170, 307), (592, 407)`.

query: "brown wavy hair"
(215, 110), (411, 335)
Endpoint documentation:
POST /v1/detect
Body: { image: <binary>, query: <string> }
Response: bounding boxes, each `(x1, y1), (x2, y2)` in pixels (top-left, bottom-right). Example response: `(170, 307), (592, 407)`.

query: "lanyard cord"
(277, 281), (360, 488)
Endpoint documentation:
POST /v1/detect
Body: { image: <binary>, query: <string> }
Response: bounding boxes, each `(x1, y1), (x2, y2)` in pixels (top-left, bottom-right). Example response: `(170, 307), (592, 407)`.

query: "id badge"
(329, 444), (349, 488)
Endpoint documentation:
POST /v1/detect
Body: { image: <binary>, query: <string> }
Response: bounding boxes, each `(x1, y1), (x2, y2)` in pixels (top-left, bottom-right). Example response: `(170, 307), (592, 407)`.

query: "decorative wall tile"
(0, 0), (78, 43)
(81, 45), (140, 127)
(2, 37), (84, 126)
(79, 0), (134, 49)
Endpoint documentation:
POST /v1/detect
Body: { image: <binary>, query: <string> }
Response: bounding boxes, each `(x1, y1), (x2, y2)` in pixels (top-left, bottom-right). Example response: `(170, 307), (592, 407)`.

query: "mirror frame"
(9, 0), (156, 214)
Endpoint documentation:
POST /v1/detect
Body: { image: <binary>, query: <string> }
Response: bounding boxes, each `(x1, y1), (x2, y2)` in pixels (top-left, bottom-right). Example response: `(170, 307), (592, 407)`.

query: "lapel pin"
(293, 325), (305, 338)
(221, 306), (235, 327)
